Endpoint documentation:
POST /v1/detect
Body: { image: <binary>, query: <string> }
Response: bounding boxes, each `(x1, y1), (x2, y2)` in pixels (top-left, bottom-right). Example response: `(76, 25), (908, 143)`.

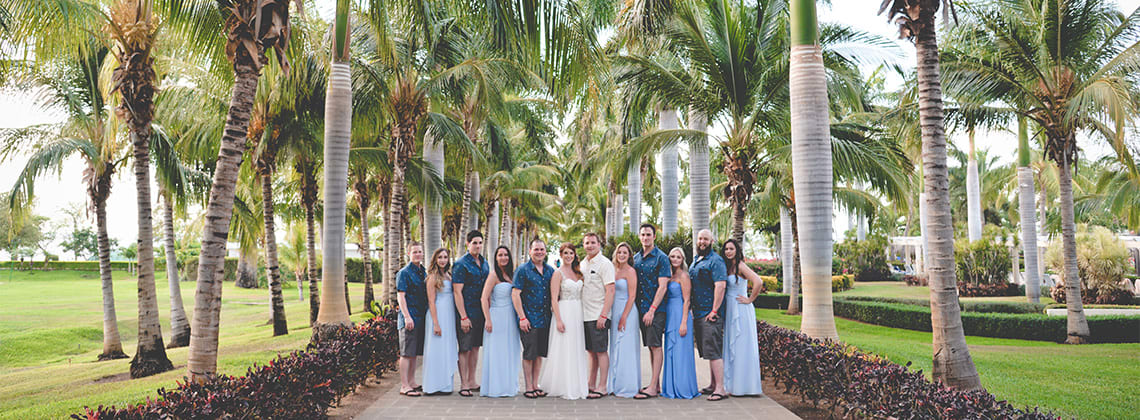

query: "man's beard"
(697, 244), (710, 256)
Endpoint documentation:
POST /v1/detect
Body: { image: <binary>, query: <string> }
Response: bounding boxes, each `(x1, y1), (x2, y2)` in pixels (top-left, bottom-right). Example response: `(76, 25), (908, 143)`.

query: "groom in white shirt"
(580, 232), (615, 399)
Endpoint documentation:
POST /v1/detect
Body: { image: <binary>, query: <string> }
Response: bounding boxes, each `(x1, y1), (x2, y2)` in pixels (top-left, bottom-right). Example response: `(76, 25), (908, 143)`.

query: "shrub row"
(756, 321), (1057, 419)
(5, 257), (383, 285)
(958, 281), (1020, 297)
(0, 260), (165, 271)
(831, 299), (1140, 343)
(72, 311), (400, 419)
(837, 295), (1048, 314)
(754, 275), (853, 294)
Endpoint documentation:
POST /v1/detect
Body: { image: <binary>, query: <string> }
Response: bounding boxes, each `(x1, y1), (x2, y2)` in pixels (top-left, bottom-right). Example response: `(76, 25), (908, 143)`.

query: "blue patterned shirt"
(689, 251), (727, 318)
(633, 246), (672, 314)
(512, 259), (553, 328)
(452, 252), (489, 320)
(396, 262), (428, 326)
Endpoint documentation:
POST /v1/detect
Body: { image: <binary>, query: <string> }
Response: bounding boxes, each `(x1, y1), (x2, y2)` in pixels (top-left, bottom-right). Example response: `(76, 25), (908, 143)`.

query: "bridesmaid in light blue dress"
(721, 239), (763, 396)
(480, 246), (521, 397)
(607, 243), (641, 398)
(661, 248), (698, 399)
(423, 248), (458, 394)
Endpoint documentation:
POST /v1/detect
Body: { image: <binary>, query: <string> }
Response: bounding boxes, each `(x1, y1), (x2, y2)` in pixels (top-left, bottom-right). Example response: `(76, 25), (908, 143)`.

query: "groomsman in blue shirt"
(396, 242), (427, 397)
(512, 238), (554, 399)
(632, 224), (672, 399)
(452, 230), (489, 397)
(690, 229), (728, 401)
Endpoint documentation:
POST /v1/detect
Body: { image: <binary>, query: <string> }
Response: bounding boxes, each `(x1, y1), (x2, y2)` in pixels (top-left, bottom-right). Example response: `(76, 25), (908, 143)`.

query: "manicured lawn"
(756, 308), (1140, 419)
(0, 269), (370, 420)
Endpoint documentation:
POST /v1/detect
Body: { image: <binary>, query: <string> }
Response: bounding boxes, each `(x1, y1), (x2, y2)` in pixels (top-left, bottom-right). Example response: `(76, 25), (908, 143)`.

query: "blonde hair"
(427, 248), (451, 291)
(668, 247), (688, 272)
(612, 242), (634, 267)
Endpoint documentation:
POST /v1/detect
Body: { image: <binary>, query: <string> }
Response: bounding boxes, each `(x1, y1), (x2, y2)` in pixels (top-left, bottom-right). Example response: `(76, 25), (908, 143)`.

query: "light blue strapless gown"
(724, 274), (763, 395)
(423, 279), (457, 394)
(607, 278), (641, 397)
(481, 282), (521, 397)
(661, 281), (698, 399)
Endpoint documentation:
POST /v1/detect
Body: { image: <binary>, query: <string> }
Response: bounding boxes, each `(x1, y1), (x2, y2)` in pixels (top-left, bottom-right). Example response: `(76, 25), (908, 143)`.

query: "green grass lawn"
(758, 293), (1139, 419)
(0, 269), (370, 420)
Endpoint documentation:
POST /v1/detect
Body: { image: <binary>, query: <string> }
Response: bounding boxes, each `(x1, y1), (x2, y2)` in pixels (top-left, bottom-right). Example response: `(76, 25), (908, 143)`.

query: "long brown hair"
(558, 242), (582, 278)
(427, 248), (451, 290)
(612, 242), (634, 267)
(493, 246), (514, 283)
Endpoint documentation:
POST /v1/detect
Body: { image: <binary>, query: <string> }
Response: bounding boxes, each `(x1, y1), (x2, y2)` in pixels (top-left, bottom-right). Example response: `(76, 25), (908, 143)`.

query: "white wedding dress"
(539, 274), (589, 399)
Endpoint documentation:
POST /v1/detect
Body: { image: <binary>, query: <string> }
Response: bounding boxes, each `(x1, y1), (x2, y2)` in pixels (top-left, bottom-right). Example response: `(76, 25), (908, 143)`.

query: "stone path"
(346, 347), (800, 420)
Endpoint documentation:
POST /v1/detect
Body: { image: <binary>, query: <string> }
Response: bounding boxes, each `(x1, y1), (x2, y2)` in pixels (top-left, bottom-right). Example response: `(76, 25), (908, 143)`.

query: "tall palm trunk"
(919, 189), (930, 271)
(689, 108), (710, 251)
(259, 165), (288, 336)
(423, 132), (443, 253)
(627, 162), (642, 233)
(235, 248), (258, 288)
(162, 191), (190, 348)
(94, 181), (128, 361)
(730, 200), (746, 245)
(1017, 118), (1041, 303)
(790, 0), (837, 340)
(786, 209), (801, 315)
(314, 61), (353, 337)
(386, 180), (406, 306)
(487, 201), (500, 253)
(305, 194), (319, 323)
(660, 109), (679, 235)
(911, 7), (981, 389)
(966, 129), (982, 242)
(779, 207), (794, 294)
(1057, 156), (1090, 343)
(189, 69), (260, 383)
(614, 191), (624, 236)
(356, 182), (375, 312)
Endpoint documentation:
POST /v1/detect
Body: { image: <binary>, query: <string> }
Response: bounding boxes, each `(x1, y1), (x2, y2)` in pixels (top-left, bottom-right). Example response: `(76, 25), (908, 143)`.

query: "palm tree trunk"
(189, 68), (260, 383)
(162, 191), (190, 348)
(500, 202), (511, 251)
(424, 132), (443, 253)
(787, 210), (802, 315)
(95, 191), (127, 361)
(730, 199), (746, 245)
(614, 191), (624, 236)
(689, 108), (710, 249)
(128, 113), (173, 378)
(660, 109), (680, 235)
(463, 172), (481, 232)
(919, 190), (930, 272)
(487, 201), (500, 254)
(1017, 118), (1041, 303)
(1057, 156), (1090, 343)
(358, 187), (375, 313)
(259, 167), (288, 336)
(235, 248), (257, 288)
(386, 181), (406, 307)
(790, 0), (837, 340)
(912, 12), (982, 389)
(780, 207), (794, 294)
(966, 129), (983, 242)
(305, 197), (319, 324)
(314, 61), (353, 338)
(628, 163), (642, 233)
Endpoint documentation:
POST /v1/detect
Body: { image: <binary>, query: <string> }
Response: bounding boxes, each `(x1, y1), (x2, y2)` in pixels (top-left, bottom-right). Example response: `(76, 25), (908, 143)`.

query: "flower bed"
(72, 310), (399, 419)
(756, 321), (1057, 419)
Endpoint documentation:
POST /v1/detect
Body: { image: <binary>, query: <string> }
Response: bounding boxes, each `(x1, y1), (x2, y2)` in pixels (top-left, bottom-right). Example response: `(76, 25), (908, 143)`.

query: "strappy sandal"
(534, 388), (548, 397)
(524, 390), (538, 399)
(700, 386), (715, 395)
(707, 393), (727, 401)
(634, 390), (657, 400)
(587, 391), (604, 399)
(400, 389), (423, 397)
(458, 389), (474, 397)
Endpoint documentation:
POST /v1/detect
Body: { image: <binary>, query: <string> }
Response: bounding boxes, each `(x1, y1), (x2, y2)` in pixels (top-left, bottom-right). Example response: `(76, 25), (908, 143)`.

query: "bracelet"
(520, 317), (528, 322)
(461, 316), (468, 321)
(649, 305), (657, 311)
(710, 310), (718, 316)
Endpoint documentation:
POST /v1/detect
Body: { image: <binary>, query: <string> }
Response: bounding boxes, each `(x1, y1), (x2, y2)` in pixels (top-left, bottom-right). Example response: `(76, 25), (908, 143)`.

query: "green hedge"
(0, 260), (165, 271)
(837, 296), (1047, 314)
(831, 299), (1139, 343)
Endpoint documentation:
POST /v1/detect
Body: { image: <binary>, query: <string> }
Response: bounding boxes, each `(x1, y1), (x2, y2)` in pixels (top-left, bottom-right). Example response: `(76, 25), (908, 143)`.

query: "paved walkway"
(349, 346), (800, 420)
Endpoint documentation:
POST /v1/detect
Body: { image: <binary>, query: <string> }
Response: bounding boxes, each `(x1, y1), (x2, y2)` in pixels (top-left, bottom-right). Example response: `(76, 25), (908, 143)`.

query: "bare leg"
(468, 348), (480, 388)
(648, 346), (664, 394)
(522, 359), (536, 392)
(587, 352), (599, 391)
(709, 359), (726, 398)
(400, 356), (419, 391)
(596, 351), (610, 393)
(533, 357), (544, 391)
(458, 350), (471, 390)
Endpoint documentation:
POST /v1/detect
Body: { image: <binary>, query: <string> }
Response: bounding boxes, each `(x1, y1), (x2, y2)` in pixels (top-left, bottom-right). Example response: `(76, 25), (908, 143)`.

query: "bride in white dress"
(539, 243), (589, 400)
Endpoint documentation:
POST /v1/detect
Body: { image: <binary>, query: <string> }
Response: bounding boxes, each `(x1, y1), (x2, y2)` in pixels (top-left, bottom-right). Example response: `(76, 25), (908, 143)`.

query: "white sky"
(3, 1), (1140, 258)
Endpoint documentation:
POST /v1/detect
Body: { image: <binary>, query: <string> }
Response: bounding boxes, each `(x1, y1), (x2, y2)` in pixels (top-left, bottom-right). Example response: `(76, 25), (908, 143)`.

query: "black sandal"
(400, 389), (423, 397)
(700, 386), (715, 395)
(587, 391), (604, 399)
(634, 390), (657, 399)
(707, 393), (727, 401)
(534, 388), (547, 397)
(524, 390), (538, 399)
(458, 389), (473, 397)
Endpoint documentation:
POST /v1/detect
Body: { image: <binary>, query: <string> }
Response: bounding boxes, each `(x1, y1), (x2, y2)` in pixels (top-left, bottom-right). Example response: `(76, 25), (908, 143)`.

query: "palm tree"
(942, 0), (1140, 344)
(1016, 116), (1042, 302)
(314, 0), (353, 338)
(165, 0), (295, 382)
(1, 45), (129, 362)
(880, 0), (982, 390)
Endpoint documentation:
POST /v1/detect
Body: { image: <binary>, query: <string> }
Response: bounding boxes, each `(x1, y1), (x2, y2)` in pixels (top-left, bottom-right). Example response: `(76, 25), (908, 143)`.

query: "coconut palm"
(1016, 116), (1042, 302)
(880, 0), (982, 390)
(941, 0), (1140, 344)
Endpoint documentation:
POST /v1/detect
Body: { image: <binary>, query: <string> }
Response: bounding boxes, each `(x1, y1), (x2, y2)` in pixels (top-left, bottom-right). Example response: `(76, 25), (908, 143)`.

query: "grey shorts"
(640, 311), (667, 348)
(520, 326), (549, 360)
(584, 319), (610, 353)
(399, 323), (425, 357)
(693, 314), (725, 360)
(456, 315), (484, 352)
